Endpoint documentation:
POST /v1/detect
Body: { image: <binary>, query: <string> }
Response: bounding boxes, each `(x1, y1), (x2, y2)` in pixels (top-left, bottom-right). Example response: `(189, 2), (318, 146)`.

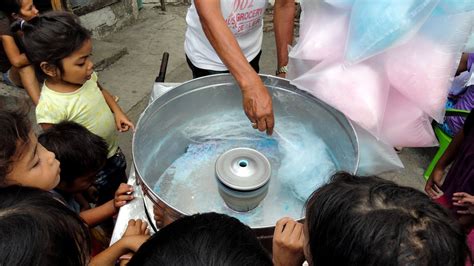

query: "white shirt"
(184, 0), (268, 71)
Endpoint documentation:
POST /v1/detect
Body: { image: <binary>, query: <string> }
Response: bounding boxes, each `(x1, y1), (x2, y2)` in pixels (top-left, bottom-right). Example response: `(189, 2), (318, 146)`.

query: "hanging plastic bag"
(291, 59), (389, 137)
(385, 11), (473, 122)
(323, 0), (354, 9)
(352, 121), (404, 176)
(433, 0), (474, 15)
(381, 88), (438, 147)
(345, 0), (439, 64)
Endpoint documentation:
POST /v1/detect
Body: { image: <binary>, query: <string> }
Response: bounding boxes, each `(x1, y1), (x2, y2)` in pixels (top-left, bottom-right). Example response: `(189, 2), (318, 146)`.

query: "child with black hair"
(13, 11), (134, 205)
(273, 173), (469, 266)
(38, 121), (133, 228)
(0, 185), (150, 266)
(0, 185), (91, 265)
(0, 107), (60, 190)
(128, 212), (272, 266)
(0, 0), (41, 104)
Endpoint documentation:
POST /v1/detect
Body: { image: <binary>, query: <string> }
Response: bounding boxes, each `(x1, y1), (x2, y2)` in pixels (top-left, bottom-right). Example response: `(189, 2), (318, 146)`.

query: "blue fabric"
(1, 70), (14, 86)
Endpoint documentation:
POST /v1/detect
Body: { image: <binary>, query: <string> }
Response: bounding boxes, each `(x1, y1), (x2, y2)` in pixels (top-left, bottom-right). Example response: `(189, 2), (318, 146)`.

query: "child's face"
(59, 39), (94, 86)
(5, 131), (61, 190)
(18, 0), (39, 21)
(303, 221), (312, 265)
(61, 173), (96, 194)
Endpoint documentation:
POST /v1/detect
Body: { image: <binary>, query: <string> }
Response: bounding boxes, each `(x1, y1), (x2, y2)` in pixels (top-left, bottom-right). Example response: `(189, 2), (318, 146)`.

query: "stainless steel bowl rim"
(132, 74), (361, 230)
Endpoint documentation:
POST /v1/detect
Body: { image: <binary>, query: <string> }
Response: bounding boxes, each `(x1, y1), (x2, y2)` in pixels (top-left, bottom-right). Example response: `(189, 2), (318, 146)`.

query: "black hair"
(0, 185), (90, 265)
(305, 172), (469, 266)
(10, 11), (91, 78)
(0, 0), (23, 18)
(0, 107), (31, 185)
(38, 121), (108, 185)
(128, 212), (272, 266)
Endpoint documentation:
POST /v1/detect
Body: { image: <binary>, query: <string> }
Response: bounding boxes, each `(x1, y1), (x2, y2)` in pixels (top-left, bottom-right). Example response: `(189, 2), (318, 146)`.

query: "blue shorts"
(1, 70), (14, 86)
(95, 147), (128, 204)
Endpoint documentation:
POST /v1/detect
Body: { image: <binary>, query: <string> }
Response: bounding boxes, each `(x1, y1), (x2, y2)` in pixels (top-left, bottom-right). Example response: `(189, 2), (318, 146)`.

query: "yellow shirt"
(36, 72), (118, 158)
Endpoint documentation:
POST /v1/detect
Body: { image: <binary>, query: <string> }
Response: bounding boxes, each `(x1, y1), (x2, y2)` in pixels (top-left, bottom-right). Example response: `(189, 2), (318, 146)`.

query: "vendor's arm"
(1, 35), (30, 68)
(194, 0), (274, 135)
(274, 0), (295, 78)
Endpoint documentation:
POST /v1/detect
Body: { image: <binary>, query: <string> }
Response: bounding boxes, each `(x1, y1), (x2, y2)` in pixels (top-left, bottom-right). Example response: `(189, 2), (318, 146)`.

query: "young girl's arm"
(89, 219), (150, 266)
(98, 83), (134, 132)
(80, 183), (134, 227)
(1, 35), (30, 68)
(425, 129), (465, 198)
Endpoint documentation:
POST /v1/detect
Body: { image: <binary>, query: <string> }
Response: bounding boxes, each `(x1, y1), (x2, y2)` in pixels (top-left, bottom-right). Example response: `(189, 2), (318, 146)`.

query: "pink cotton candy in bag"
(381, 88), (438, 147)
(291, 60), (389, 136)
(289, 1), (349, 62)
(385, 37), (453, 123)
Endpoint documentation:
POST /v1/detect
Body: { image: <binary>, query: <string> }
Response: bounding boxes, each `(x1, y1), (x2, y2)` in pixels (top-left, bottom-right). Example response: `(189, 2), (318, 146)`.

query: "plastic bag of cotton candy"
(288, 0), (474, 149)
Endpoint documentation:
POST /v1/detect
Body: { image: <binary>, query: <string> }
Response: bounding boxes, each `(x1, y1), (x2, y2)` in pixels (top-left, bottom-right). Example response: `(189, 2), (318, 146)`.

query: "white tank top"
(184, 0), (268, 71)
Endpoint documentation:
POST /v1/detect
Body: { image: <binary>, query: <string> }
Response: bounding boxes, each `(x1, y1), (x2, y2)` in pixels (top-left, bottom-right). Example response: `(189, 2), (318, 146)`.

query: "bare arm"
(425, 128), (465, 198)
(274, 0), (295, 77)
(81, 183), (134, 227)
(1, 35), (30, 68)
(98, 82), (134, 132)
(80, 199), (116, 227)
(194, 0), (274, 134)
(88, 235), (149, 266)
(456, 53), (469, 76)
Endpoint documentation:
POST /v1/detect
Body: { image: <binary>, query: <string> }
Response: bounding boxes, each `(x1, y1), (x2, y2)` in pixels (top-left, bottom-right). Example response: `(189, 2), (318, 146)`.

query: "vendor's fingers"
(265, 115), (274, 135)
(127, 219), (137, 226)
(257, 117), (267, 132)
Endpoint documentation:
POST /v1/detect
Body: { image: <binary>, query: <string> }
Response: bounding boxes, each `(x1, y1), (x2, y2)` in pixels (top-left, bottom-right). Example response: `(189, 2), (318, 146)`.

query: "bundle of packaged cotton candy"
(288, 0), (474, 149)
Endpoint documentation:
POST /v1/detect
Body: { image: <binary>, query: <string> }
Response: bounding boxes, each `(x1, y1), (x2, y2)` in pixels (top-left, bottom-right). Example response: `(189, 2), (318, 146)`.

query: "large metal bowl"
(133, 74), (359, 240)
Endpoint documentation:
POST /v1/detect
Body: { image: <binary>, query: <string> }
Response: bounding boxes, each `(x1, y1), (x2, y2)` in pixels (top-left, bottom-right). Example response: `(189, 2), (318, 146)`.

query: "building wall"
(77, 0), (139, 39)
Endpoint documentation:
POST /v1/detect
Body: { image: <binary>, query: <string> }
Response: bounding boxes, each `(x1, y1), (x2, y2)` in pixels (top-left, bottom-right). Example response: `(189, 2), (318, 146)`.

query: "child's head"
(12, 11), (93, 83)
(304, 172), (469, 266)
(128, 212), (272, 266)
(38, 121), (108, 193)
(1, 0), (39, 21)
(0, 185), (90, 265)
(0, 108), (60, 190)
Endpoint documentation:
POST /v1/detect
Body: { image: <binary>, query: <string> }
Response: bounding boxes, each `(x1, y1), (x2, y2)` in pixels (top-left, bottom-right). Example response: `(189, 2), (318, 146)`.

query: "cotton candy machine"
(132, 74), (359, 243)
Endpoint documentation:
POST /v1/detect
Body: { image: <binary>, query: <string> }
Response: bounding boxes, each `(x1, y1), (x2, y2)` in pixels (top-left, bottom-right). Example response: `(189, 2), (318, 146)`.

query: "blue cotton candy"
(433, 0), (474, 15)
(152, 111), (338, 227)
(345, 0), (438, 63)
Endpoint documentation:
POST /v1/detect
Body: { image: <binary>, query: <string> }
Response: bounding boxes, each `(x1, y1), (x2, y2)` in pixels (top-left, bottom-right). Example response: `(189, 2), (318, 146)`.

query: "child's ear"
(40, 62), (59, 78)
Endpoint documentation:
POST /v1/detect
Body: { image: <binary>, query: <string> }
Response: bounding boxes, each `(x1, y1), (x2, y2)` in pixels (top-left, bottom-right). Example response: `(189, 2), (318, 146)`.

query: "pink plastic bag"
(381, 88), (438, 147)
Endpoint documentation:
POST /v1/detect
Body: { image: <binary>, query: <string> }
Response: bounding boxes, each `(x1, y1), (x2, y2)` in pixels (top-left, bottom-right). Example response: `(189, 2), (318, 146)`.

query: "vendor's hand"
(241, 79), (274, 135)
(276, 72), (287, 78)
(115, 112), (135, 132)
(124, 219), (150, 237)
(425, 168), (444, 199)
(453, 192), (474, 215)
(114, 183), (134, 209)
(272, 217), (305, 266)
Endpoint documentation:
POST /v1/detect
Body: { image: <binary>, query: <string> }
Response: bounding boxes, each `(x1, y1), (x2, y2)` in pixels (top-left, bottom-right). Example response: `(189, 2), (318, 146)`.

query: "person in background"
(185, 0), (274, 135)
(274, 173), (469, 266)
(0, 0), (41, 105)
(426, 109), (474, 229)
